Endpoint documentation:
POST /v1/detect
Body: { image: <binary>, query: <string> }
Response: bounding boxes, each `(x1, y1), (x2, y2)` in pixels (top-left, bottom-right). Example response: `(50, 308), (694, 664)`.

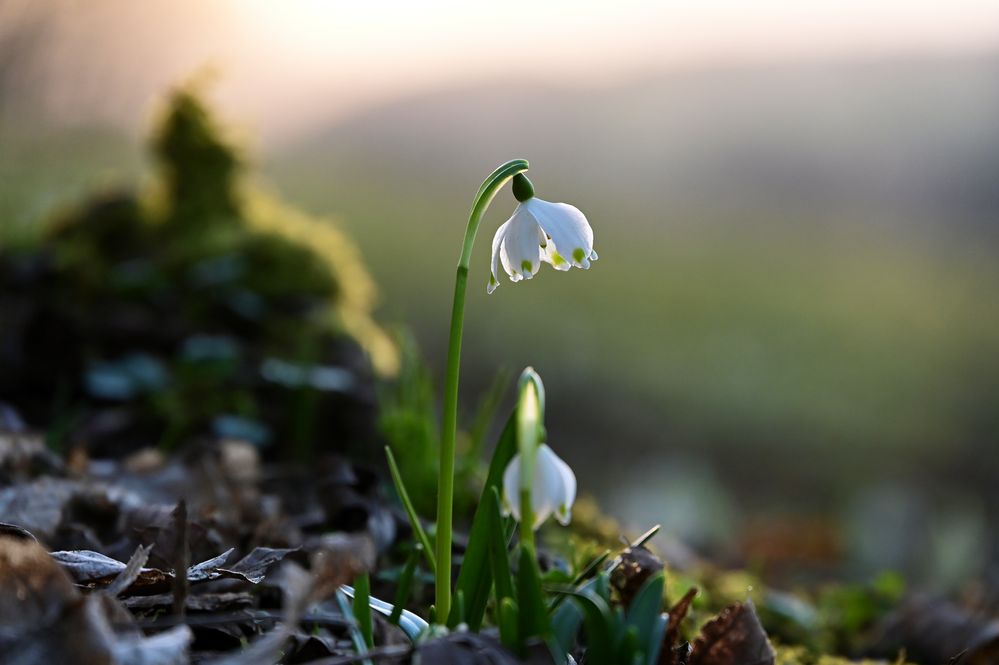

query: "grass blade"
(385, 445), (436, 573)
(336, 588), (374, 665)
(488, 487), (514, 604)
(450, 408), (518, 629)
(352, 573), (374, 649)
(340, 584), (429, 643)
(517, 544), (551, 653)
(388, 544), (422, 626)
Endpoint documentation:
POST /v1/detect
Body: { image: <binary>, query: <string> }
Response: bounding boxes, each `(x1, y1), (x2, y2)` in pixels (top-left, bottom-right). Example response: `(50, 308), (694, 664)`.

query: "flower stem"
(516, 369), (544, 556)
(435, 159), (529, 622)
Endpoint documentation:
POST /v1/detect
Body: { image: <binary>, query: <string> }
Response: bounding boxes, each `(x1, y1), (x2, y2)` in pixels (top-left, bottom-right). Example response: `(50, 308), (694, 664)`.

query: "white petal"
(488, 219), (511, 294)
(502, 444), (577, 530)
(542, 242), (572, 271)
(501, 205), (543, 280)
(549, 449), (577, 525)
(524, 199), (594, 269)
(531, 444), (566, 528)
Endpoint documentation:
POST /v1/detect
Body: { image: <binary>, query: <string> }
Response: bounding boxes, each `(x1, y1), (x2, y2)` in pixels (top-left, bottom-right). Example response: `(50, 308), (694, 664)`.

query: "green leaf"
(339, 584), (428, 642)
(549, 548), (610, 611)
(388, 544), (422, 626)
(351, 572), (374, 649)
(517, 545), (550, 647)
(498, 597), (520, 652)
(453, 589), (465, 626)
(336, 588), (373, 665)
(450, 409), (518, 629)
(567, 588), (615, 664)
(488, 488), (515, 604)
(625, 572), (666, 665)
(385, 445), (436, 573)
(551, 594), (584, 655)
(619, 625), (639, 664)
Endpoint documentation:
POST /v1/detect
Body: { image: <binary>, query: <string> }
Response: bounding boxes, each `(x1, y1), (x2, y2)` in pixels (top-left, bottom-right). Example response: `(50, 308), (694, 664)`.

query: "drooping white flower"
(502, 443), (577, 530)
(488, 175), (597, 293)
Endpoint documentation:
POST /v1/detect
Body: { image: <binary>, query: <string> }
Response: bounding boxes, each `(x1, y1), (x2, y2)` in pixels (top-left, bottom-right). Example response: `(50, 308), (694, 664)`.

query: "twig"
(172, 499), (189, 621)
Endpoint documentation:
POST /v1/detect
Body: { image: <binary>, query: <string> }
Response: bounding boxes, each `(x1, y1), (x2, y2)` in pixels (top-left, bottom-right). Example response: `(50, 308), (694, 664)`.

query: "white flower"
(488, 197), (597, 294)
(502, 443), (577, 530)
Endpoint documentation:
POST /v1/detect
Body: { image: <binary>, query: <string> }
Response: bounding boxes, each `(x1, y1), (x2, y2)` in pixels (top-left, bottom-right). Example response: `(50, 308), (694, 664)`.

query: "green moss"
(8, 84), (397, 456)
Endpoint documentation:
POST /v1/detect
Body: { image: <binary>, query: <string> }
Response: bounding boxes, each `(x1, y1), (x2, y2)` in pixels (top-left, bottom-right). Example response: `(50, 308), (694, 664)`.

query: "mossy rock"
(0, 85), (396, 458)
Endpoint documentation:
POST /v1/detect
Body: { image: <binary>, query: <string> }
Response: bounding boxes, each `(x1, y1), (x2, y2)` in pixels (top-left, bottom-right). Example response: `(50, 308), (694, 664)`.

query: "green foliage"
(551, 571), (666, 665)
(336, 588), (374, 665)
(385, 445), (436, 573)
(351, 572), (374, 649)
(378, 334), (440, 515)
(378, 332), (509, 519)
(515, 545), (551, 654)
(449, 409), (517, 629)
(388, 544), (423, 627)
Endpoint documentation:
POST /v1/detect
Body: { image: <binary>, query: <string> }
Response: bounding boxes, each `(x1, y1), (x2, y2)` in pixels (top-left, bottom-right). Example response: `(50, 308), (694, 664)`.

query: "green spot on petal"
(552, 252), (567, 267)
(521, 260), (532, 273)
(572, 248), (586, 263)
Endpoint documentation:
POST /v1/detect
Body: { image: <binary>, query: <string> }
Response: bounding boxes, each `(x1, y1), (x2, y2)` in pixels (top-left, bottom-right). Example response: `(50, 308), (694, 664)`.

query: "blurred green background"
(3, 0), (999, 584)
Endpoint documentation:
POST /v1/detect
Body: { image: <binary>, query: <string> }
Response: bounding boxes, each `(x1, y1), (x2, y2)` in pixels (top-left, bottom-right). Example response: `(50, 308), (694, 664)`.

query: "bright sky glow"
(16, 0), (999, 143)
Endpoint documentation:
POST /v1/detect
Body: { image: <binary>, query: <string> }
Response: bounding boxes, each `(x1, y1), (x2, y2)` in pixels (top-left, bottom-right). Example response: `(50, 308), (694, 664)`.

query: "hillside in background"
(275, 53), (999, 235)
(265, 53), (999, 560)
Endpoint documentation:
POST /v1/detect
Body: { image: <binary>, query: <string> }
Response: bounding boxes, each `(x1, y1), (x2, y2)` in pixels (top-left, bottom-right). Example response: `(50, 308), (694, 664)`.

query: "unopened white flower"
(502, 443), (577, 530)
(487, 174), (597, 293)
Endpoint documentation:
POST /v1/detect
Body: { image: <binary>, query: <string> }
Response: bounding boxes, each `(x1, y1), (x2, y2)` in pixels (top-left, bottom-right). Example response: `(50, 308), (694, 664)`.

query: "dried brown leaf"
(689, 601), (774, 665)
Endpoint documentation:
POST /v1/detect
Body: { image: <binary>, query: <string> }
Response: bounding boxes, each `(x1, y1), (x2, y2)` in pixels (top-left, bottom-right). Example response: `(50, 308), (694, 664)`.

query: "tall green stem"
(516, 368), (544, 556)
(435, 159), (530, 620)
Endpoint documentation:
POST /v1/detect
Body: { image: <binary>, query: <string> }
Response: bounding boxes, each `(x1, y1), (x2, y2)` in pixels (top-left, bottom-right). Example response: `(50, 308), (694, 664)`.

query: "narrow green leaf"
(450, 409), (518, 629)
(517, 545), (550, 646)
(550, 572), (609, 654)
(453, 589), (466, 625)
(488, 488), (514, 604)
(388, 545), (422, 626)
(339, 584), (428, 642)
(551, 596), (584, 655)
(567, 589), (615, 664)
(625, 572), (666, 665)
(619, 625), (639, 664)
(498, 597), (520, 653)
(549, 548), (611, 611)
(352, 573), (374, 649)
(645, 615), (667, 665)
(593, 571), (611, 603)
(385, 446), (435, 573)
(336, 588), (374, 665)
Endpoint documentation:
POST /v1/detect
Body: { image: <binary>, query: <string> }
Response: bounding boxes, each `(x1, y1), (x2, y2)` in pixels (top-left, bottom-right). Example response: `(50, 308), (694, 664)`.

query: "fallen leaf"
(662, 587), (699, 665)
(215, 546), (299, 584)
(105, 543), (153, 597)
(866, 596), (999, 664)
(186, 548), (235, 582)
(689, 601), (775, 665)
(612, 544), (665, 609)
